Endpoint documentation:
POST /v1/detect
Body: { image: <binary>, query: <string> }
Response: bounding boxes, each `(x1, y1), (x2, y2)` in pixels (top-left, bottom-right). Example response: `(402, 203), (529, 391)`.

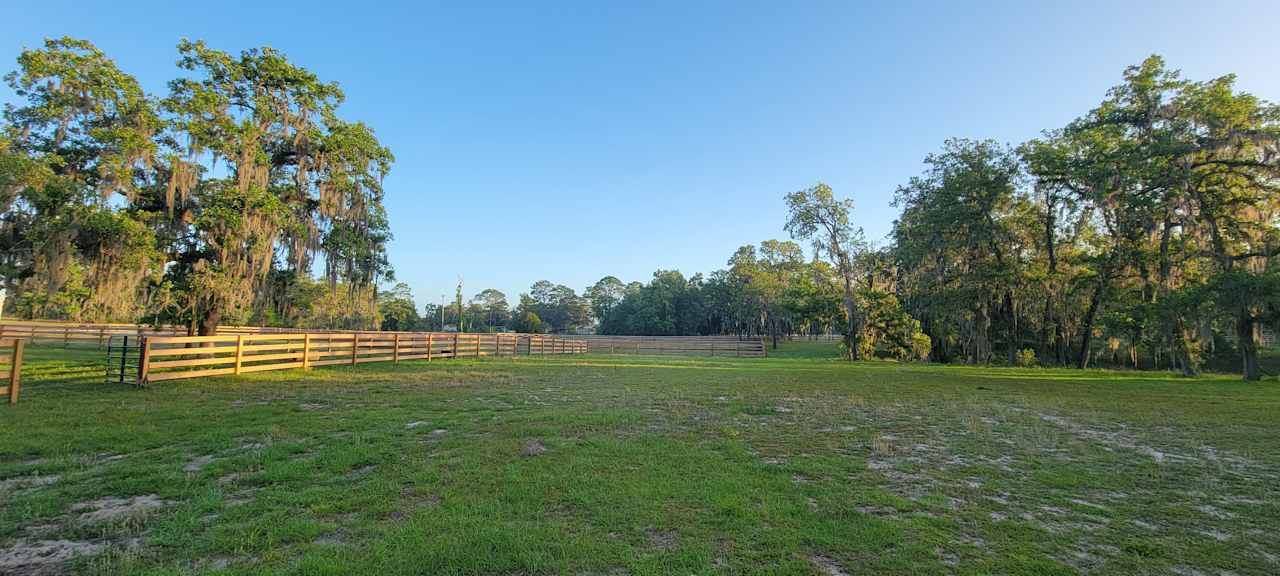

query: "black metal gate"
(105, 335), (143, 386)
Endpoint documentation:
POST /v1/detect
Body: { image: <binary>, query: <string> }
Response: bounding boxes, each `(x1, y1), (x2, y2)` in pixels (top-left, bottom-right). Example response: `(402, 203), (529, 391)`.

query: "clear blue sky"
(5, 1), (1279, 308)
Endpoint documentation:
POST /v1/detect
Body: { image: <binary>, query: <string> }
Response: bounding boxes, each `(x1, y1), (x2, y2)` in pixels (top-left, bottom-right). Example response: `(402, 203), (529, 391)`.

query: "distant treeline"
(426, 56), (1280, 380)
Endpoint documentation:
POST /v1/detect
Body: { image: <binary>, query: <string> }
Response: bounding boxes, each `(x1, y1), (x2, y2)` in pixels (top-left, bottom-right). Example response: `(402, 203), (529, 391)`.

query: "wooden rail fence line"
(0, 320), (386, 348)
(573, 335), (767, 357)
(138, 332), (587, 384)
(0, 339), (25, 405)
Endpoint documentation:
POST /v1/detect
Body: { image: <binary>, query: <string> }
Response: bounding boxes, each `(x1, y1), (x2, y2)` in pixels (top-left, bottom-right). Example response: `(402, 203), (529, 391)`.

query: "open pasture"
(0, 343), (1277, 575)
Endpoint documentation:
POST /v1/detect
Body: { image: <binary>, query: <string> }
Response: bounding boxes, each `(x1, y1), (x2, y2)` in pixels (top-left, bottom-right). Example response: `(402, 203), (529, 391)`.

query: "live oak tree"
(159, 40), (393, 335)
(892, 139), (1032, 365)
(785, 183), (867, 360)
(0, 38), (395, 333)
(1, 38), (163, 321)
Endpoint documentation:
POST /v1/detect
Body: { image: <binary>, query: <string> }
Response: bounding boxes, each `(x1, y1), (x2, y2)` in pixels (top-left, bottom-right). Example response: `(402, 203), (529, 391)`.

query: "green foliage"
(379, 282), (420, 331)
(0, 37), (394, 332)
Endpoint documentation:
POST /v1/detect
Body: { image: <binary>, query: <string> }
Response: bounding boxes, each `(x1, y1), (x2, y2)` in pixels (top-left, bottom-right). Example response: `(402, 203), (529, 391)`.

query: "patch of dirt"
(1036, 412), (1201, 465)
(0, 474), (60, 492)
(1197, 528), (1232, 542)
(348, 465), (376, 477)
(855, 504), (900, 518)
(0, 539), (105, 576)
(299, 402), (328, 411)
(313, 530), (348, 546)
(184, 455), (215, 473)
(808, 554), (850, 576)
(72, 495), (168, 525)
(225, 487), (261, 507)
(645, 528), (678, 550)
(521, 439), (547, 457)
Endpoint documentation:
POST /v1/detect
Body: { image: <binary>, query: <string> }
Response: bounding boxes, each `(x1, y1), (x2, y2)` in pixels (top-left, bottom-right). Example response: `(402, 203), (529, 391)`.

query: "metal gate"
(105, 335), (143, 386)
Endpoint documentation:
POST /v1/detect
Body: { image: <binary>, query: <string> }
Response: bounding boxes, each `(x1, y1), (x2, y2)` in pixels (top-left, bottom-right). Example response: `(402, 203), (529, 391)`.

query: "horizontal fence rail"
(0, 320), (393, 347)
(1, 320), (772, 358)
(0, 338), (25, 405)
(140, 332), (587, 384)
(573, 335), (767, 357)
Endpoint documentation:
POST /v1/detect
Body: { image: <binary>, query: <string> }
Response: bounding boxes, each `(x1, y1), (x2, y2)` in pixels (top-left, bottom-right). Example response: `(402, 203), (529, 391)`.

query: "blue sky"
(5, 1), (1279, 308)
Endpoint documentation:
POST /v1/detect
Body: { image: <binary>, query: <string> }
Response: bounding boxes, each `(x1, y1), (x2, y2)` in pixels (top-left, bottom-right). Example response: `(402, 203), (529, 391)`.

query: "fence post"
(303, 334), (312, 370)
(119, 336), (130, 385)
(234, 334), (245, 375)
(352, 333), (359, 365)
(427, 333), (433, 361)
(138, 337), (151, 385)
(7, 339), (23, 404)
(394, 333), (400, 363)
(453, 333), (459, 359)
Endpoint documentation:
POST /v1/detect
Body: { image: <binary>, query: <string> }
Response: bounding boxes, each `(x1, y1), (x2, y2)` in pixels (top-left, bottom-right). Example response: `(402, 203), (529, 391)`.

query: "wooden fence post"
(303, 334), (312, 370)
(234, 334), (245, 375)
(427, 333), (434, 361)
(352, 333), (359, 365)
(7, 339), (23, 404)
(138, 337), (151, 385)
(394, 333), (400, 363)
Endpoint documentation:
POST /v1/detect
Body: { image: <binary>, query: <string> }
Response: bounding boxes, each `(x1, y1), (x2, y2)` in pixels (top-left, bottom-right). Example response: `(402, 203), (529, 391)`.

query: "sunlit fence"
(0, 339), (25, 405)
(137, 332), (587, 384)
(574, 335), (766, 357)
(0, 320), (326, 348)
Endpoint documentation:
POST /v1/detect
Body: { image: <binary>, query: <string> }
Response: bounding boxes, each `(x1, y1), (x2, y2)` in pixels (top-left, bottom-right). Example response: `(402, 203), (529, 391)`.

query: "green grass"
(1, 343), (1278, 575)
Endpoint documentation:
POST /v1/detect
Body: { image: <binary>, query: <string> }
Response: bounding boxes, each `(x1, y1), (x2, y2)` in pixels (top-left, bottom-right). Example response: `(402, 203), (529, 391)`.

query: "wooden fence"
(139, 332), (587, 383)
(1, 339), (25, 405)
(573, 335), (767, 357)
(0, 319), (392, 348)
(0, 320), (184, 347)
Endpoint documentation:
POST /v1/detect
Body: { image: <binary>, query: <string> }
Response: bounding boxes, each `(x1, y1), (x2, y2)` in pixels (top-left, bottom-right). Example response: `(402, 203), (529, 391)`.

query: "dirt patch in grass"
(183, 454), (215, 473)
(0, 539), (104, 576)
(72, 495), (168, 525)
(645, 528), (678, 550)
(522, 439), (547, 457)
(0, 474), (60, 492)
(808, 554), (849, 576)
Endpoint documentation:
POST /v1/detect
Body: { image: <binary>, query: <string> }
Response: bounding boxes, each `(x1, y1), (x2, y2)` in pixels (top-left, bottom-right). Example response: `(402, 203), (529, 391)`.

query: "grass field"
(1, 342), (1278, 575)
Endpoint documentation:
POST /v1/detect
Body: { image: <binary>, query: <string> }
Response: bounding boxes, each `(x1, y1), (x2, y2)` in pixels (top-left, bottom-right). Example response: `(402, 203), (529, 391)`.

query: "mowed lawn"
(1, 343), (1278, 575)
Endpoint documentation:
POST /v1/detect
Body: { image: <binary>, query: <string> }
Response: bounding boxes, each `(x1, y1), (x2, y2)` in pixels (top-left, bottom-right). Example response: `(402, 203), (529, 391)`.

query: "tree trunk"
(843, 293), (860, 360)
(1077, 278), (1105, 369)
(1175, 318), (1198, 377)
(1005, 291), (1018, 365)
(1077, 250), (1117, 370)
(198, 308), (221, 337)
(1238, 309), (1261, 381)
(972, 301), (991, 364)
